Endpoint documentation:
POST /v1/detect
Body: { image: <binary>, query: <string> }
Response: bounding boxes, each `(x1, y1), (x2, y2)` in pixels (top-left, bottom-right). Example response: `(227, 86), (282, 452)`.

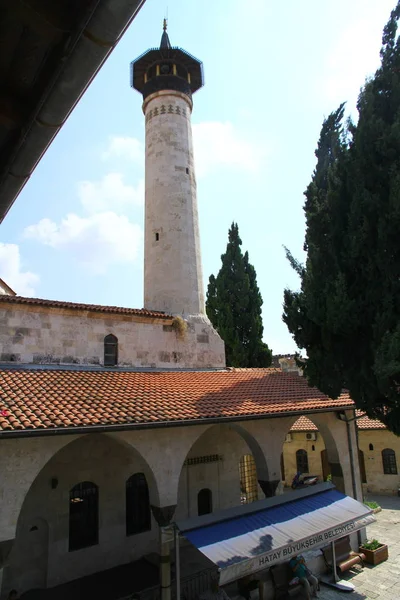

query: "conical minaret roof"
(160, 19), (171, 50)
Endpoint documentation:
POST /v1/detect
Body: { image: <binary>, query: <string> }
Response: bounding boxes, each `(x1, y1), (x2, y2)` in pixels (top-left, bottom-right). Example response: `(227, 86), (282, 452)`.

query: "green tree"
(283, 1), (400, 434)
(206, 223), (272, 367)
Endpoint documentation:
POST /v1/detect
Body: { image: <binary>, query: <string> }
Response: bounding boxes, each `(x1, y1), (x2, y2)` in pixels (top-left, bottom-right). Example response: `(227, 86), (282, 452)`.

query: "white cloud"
(24, 213), (143, 274)
(78, 173), (144, 214)
(24, 122), (262, 273)
(322, 3), (394, 111)
(192, 121), (267, 177)
(0, 243), (39, 296)
(102, 136), (143, 163)
(24, 169), (144, 273)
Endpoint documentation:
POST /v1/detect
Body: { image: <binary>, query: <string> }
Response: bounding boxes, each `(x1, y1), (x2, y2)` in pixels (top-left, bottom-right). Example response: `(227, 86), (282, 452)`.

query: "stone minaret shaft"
(143, 91), (204, 315)
(131, 22), (205, 316)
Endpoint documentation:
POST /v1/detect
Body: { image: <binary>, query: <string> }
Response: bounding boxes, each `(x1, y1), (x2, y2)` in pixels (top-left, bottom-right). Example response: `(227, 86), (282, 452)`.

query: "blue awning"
(177, 484), (374, 585)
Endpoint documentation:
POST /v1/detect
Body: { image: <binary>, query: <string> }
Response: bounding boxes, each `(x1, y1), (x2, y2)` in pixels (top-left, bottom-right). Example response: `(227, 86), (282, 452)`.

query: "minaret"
(131, 21), (205, 316)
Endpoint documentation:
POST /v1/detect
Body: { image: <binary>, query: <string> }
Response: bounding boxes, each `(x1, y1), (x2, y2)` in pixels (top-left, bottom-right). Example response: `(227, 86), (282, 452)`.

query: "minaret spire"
(160, 18), (171, 50)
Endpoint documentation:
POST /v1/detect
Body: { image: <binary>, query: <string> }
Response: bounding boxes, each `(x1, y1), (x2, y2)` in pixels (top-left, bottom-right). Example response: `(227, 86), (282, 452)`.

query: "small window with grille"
(126, 473), (151, 535)
(104, 334), (118, 367)
(382, 448), (397, 475)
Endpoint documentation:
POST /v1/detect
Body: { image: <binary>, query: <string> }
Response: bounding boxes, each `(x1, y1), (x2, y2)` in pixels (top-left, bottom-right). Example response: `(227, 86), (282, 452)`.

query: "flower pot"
(360, 544), (389, 565)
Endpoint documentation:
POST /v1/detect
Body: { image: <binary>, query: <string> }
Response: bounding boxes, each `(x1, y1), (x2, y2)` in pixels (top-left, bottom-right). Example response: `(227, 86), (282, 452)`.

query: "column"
(151, 505), (177, 600)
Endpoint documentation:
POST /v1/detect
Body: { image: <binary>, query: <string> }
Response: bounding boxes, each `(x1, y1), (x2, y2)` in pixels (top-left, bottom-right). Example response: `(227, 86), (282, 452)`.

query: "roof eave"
(0, 404), (355, 440)
(0, 0), (147, 223)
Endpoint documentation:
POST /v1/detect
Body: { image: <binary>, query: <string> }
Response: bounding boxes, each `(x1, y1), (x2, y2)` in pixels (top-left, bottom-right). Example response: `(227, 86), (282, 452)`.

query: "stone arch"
(280, 412), (351, 494)
(175, 422), (270, 520)
(2, 433), (160, 597)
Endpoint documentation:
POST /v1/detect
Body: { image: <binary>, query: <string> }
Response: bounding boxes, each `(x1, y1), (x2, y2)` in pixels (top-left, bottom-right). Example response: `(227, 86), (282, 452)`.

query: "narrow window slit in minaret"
(186, 168), (189, 175)
(155, 233), (159, 241)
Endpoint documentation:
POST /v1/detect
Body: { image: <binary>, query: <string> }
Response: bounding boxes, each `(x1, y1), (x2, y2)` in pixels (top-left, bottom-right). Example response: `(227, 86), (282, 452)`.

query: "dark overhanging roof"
(0, 0), (146, 224)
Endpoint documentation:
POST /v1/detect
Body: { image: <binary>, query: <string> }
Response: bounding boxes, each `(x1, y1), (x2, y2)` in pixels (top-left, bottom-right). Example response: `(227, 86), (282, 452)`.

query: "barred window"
(296, 449), (309, 474)
(69, 481), (98, 551)
(239, 454), (258, 504)
(382, 448), (397, 475)
(126, 473), (151, 535)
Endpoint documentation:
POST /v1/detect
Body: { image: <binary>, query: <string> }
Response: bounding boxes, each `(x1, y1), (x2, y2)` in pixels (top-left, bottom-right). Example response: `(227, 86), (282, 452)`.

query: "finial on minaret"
(160, 18), (172, 50)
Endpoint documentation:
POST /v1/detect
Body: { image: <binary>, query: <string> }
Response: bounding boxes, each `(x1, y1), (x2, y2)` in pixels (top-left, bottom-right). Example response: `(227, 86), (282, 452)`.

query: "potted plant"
(359, 539), (389, 565)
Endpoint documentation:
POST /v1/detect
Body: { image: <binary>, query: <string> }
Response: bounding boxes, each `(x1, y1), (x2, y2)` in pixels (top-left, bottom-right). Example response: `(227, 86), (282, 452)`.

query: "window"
(126, 473), (151, 536)
(69, 482), (98, 551)
(239, 454), (258, 504)
(104, 334), (118, 367)
(296, 449), (309, 474)
(369, 443), (374, 451)
(382, 448), (397, 475)
(197, 488), (212, 516)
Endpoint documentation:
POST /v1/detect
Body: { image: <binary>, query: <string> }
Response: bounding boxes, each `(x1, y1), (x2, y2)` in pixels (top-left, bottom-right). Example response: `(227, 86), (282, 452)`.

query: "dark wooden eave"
(0, 0), (146, 223)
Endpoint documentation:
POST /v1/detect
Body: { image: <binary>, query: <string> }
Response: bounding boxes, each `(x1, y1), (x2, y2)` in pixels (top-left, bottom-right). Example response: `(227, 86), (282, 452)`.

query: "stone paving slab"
(318, 495), (400, 600)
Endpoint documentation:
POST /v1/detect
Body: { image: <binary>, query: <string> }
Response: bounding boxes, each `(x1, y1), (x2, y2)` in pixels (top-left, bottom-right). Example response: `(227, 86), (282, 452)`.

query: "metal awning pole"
(331, 540), (338, 583)
(174, 526), (181, 600)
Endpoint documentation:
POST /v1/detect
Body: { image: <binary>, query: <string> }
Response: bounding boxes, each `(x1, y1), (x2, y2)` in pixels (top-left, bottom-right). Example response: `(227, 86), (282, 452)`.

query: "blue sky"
(0, 0), (395, 353)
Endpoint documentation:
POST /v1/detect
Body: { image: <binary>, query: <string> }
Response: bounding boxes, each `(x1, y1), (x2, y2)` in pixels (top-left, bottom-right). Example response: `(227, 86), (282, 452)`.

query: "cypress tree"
(283, 1), (400, 434)
(206, 223), (272, 367)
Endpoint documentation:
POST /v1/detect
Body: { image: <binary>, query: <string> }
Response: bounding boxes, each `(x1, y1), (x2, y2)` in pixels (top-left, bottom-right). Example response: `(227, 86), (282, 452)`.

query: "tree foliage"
(206, 223), (272, 367)
(283, 2), (400, 434)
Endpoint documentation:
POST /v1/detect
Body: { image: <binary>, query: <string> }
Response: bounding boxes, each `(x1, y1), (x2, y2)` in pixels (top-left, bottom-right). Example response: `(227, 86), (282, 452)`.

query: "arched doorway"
(282, 414), (347, 493)
(197, 489), (213, 516)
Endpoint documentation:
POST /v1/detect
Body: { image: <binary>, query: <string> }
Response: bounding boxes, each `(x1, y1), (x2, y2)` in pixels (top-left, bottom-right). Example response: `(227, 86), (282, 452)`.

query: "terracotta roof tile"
(355, 410), (386, 430)
(290, 411), (387, 431)
(290, 416), (318, 431)
(0, 295), (170, 319)
(0, 368), (353, 434)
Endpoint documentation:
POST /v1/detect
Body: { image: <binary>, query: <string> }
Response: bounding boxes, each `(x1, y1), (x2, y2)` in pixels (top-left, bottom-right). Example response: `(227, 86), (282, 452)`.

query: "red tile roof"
(290, 411), (386, 431)
(0, 295), (170, 319)
(356, 411), (386, 430)
(0, 368), (353, 434)
(290, 416), (318, 431)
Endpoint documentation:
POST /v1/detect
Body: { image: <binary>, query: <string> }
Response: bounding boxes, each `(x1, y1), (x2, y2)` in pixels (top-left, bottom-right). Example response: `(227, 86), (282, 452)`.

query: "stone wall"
(175, 425), (263, 521)
(2, 434), (158, 593)
(282, 431), (326, 485)
(359, 429), (400, 495)
(0, 412), (360, 598)
(0, 302), (225, 369)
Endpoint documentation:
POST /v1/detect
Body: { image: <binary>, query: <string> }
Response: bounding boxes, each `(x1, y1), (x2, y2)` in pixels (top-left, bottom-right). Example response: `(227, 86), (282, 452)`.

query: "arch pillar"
(150, 506), (177, 600)
(237, 418), (295, 497)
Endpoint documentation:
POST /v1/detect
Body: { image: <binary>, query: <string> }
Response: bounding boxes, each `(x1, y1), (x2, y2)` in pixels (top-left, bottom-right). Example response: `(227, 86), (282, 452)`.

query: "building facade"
(0, 24), (366, 600)
(282, 414), (400, 496)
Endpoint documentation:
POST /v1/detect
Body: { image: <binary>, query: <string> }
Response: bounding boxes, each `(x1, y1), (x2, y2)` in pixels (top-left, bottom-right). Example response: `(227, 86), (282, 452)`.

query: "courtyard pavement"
(318, 495), (400, 600)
